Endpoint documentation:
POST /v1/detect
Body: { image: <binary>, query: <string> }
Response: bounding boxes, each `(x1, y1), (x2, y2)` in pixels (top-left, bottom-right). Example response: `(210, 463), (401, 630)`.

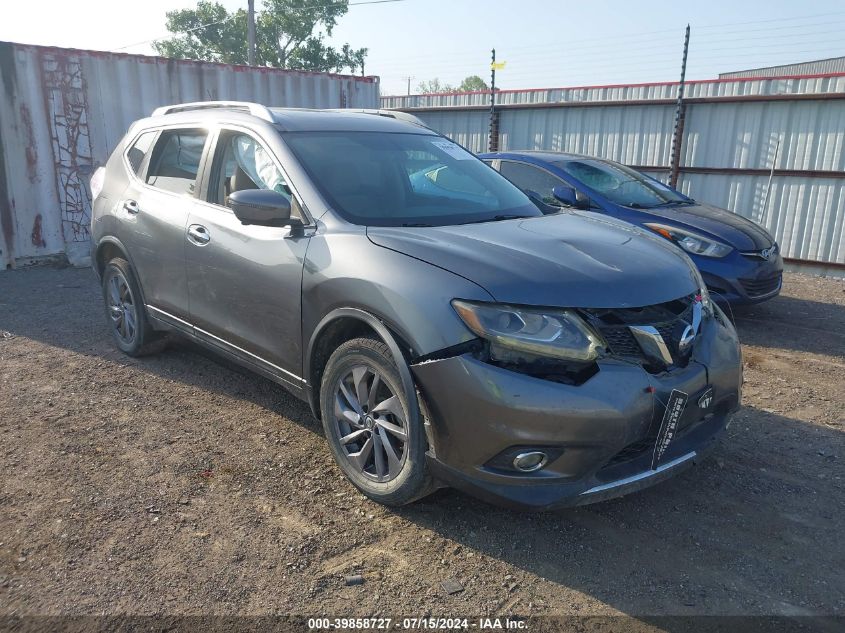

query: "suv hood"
(367, 212), (702, 308)
(641, 203), (774, 251)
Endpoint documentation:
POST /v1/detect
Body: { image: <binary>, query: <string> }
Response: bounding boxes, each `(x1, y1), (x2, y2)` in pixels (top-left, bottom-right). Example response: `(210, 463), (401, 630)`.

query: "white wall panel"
(0, 42), (379, 267)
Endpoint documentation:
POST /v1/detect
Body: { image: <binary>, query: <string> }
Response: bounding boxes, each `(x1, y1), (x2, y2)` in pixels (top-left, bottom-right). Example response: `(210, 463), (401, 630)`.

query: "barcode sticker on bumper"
(651, 389), (689, 470)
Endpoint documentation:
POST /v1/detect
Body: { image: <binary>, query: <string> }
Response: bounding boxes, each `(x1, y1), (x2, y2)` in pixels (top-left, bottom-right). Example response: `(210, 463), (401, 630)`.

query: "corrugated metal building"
(383, 73), (845, 267)
(381, 75), (845, 109)
(720, 56), (845, 79)
(0, 41), (379, 269)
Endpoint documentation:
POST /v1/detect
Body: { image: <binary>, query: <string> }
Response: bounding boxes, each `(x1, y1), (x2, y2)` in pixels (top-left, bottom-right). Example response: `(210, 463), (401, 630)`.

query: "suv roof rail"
(151, 101), (276, 123)
(325, 108), (430, 129)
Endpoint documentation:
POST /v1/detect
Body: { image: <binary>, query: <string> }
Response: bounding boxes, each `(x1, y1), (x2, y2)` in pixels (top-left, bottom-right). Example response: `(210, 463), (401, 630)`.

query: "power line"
(695, 9), (845, 29)
(442, 45), (845, 79)
(387, 6), (845, 63)
(373, 18), (845, 70)
(282, 0), (411, 11)
(374, 34), (845, 75)
(374, 47), (845, 82)
(691, 18), (845, 37)
(379, 44), (845, 87)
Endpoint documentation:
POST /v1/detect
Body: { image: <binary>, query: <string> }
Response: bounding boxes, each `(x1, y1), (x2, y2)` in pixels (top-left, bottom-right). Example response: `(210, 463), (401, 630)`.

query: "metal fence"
(384, 74), (845, 266)
(0, 41), (379, 269)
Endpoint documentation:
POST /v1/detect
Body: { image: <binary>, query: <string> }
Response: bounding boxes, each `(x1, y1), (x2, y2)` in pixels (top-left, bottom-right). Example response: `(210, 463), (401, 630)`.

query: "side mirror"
(553, 184), (590, 210)
(229, 189), (297, 227)
(525, 190), (558, 215)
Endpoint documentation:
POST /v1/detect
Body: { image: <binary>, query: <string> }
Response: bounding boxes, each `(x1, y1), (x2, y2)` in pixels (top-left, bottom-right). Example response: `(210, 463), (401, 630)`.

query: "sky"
(1, 0), (844, 96)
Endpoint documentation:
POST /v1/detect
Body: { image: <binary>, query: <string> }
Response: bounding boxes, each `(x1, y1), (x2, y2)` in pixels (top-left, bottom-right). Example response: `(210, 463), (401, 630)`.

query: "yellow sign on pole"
(491, 61), (506, 70)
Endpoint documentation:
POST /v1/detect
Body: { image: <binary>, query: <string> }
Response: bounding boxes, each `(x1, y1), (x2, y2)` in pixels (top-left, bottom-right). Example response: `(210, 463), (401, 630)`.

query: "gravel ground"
(0, 267), (843, 619)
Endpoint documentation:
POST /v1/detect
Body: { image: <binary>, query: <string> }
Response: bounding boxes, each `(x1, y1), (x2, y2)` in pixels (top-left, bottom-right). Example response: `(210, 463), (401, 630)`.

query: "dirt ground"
(0, 266), (843, 620)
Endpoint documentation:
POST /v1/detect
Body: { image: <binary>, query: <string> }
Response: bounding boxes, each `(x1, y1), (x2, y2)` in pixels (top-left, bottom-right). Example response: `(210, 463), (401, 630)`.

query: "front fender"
(301, 231), (493, 362)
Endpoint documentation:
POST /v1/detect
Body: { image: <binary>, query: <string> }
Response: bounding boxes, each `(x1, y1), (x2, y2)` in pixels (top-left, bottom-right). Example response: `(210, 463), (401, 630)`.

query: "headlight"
(451, 300), (605, 362)
(645, 223), (732, 258)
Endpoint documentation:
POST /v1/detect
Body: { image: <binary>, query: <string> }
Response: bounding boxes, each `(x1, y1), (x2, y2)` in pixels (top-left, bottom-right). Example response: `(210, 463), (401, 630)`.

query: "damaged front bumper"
(411, 311), (742, 511)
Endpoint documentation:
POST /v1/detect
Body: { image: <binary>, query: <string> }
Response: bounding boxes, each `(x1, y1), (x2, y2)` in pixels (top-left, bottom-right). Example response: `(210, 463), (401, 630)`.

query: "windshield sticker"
(431, 139), (473, 160)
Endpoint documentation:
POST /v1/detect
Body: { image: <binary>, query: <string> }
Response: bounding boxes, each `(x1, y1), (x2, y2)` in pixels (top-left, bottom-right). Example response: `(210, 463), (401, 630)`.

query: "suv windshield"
(284, 131), (540, 226)
(555, 158), (691, 209)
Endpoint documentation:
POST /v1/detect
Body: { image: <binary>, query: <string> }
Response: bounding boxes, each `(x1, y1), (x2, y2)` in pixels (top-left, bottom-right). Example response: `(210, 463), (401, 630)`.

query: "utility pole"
(669, 24), (690, 189)
(404, 76), (414, 95)
(247, 0), (256, 66)
(489, 48), (498, 152)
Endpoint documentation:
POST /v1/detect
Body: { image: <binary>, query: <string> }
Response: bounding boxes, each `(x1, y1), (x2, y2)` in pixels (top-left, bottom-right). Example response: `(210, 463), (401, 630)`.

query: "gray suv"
(90, 102), (742, 510)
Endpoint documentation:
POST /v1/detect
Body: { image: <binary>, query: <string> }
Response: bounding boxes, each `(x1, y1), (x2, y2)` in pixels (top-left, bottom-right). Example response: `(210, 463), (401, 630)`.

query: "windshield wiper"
(658, 199), (696, 207)
(459, 214), (532, 225)
(628, 200), (693, 209)
(401, 222), (434, 227)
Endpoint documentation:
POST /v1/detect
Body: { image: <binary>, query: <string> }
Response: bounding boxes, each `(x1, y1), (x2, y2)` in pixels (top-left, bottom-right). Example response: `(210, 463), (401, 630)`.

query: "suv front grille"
(599, 327), (642, 357)
(739, 273), (781, 298)
(580, 294), (697, 368)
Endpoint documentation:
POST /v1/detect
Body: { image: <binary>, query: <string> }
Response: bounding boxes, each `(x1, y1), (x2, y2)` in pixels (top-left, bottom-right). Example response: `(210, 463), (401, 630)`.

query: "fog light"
(513, 451), (548, 472)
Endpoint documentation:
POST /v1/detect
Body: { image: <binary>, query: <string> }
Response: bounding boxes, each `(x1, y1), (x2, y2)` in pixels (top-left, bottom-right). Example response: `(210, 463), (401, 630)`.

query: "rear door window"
(145, 129), (208, 196)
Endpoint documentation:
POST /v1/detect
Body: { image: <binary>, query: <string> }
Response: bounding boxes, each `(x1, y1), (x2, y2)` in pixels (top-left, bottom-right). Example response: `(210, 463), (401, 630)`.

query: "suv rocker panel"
(146, 304), (307, 395)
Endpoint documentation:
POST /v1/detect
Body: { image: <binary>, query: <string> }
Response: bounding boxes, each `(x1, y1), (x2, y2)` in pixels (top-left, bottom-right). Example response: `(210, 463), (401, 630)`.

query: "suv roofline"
(149, 101), (430, 131)
(322, 108), (430, 129)
(151, 101), (276, 122)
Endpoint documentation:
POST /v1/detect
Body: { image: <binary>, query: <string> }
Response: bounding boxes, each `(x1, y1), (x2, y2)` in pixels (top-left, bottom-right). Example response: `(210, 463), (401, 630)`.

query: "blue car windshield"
(555, 158), (691, 209)
(283, 131), (540, 227)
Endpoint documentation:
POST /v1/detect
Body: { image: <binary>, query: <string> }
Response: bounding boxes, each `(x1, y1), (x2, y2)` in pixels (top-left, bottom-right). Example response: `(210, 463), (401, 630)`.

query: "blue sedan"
(480, 151), (783, 306)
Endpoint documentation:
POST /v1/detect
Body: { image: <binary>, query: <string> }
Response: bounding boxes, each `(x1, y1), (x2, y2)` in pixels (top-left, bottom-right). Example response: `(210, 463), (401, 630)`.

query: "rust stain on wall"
(31, 213), (46, 248)
(39, 50), (93, 245)
(19, 104), (39, 182)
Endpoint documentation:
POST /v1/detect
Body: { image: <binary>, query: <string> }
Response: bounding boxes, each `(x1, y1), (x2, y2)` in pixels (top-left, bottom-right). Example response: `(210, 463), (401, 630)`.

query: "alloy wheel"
(107, 270), (137, 345)
(333, 365), (408, 482)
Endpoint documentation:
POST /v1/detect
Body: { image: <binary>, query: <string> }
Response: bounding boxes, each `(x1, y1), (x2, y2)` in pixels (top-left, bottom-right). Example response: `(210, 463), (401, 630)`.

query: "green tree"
(416, 78), (455, 94)
(153, 0), (368, 74)
(458, 75), (488, 91)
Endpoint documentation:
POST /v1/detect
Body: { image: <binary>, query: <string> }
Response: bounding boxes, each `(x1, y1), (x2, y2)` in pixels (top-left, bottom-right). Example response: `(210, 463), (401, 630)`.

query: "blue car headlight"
(451, 300), (606, 362)
(645, 223), (733, 258)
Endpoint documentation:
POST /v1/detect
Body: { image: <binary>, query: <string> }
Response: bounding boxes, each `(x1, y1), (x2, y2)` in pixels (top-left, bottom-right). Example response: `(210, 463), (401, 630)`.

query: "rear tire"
(101, 258), (165, 357)
(320, 336), (435, 506)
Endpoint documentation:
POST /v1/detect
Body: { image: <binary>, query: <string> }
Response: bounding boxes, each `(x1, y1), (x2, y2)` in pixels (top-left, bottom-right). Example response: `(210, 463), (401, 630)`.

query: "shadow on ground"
(397, 403), (843, 615)
(730, 295), (845, 358)
(1, 266), (843, 617)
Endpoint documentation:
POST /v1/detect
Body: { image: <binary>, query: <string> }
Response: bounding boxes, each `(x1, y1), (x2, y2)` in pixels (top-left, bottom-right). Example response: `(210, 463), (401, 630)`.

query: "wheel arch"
(305, 307), (418, 423)
(94, 236), (150, 312)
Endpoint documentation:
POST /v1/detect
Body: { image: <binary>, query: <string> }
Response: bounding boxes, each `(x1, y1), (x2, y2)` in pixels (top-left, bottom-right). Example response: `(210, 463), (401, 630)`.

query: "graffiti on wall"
(40, 52), (93, 244)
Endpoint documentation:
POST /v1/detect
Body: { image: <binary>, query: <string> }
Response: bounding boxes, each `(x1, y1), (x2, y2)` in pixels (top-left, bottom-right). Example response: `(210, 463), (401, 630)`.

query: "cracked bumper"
(411, 313), (742, 511)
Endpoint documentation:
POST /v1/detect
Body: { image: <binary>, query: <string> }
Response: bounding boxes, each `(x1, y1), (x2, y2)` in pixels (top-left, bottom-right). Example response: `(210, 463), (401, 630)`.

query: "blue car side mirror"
(553, 184), (590, 209)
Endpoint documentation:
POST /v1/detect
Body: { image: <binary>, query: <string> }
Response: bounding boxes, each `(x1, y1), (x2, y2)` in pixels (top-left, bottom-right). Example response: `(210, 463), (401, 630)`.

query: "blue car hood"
(367, 211), (702, 309)
(640, 202), (774, 251)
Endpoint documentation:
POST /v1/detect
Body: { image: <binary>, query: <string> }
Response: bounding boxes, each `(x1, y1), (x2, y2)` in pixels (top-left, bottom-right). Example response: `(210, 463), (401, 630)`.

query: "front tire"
(101, 258), (165, 357)
(320, 337), (434, 506)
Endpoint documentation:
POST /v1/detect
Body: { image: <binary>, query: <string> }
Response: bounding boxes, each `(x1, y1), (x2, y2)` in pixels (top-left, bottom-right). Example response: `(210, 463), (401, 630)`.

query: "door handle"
(123, 199), (140, 214)
(187, 224), (211, 245)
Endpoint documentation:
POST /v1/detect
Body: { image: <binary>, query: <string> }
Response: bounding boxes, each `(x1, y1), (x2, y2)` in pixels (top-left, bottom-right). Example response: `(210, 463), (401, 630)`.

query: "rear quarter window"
(126, 131), (156, 176)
